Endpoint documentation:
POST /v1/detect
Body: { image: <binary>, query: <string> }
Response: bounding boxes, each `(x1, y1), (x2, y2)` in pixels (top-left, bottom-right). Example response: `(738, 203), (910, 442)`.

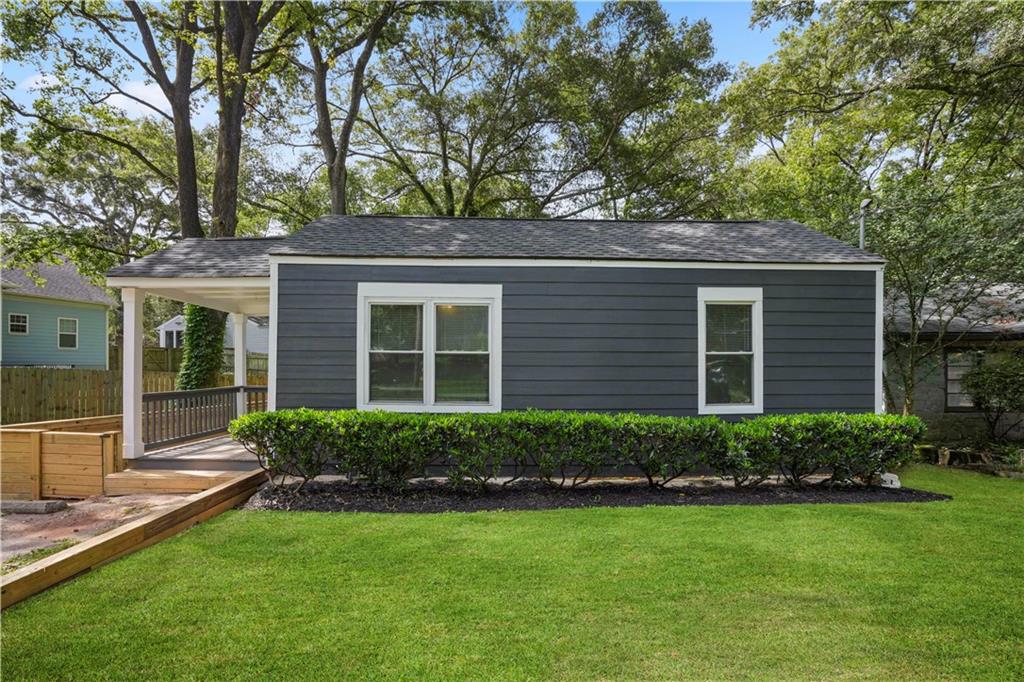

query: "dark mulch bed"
(242, 479), (950, 513)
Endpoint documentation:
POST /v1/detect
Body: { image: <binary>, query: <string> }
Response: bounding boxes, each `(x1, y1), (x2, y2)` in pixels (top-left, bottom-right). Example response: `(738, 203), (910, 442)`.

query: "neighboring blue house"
(1, 259), (115, 369)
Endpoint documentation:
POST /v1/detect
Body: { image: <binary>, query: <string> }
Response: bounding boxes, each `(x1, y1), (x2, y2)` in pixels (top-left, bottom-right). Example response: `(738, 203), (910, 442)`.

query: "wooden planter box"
(1, 416), (123, 500)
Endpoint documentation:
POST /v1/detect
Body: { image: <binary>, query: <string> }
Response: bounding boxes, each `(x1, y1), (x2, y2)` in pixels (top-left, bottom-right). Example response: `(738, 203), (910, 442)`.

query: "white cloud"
(18, 73), (58, 91)
(107, 80), (169, 119)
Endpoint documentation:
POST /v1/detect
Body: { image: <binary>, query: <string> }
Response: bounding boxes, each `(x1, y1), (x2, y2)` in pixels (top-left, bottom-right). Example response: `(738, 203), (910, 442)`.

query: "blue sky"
(6, 2), (784, 126)
(576, 1), (785, 68)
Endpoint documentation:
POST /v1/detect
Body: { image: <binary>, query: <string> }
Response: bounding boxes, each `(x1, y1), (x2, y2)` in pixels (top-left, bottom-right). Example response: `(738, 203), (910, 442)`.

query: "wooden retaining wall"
(1, 469), (264, 609)
(1, 415), (123, 500)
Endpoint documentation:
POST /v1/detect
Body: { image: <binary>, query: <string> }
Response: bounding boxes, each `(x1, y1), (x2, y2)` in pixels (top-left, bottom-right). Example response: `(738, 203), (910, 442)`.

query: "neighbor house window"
(8, 313), (28, 335)
(357, 283), (502, 412)
(57, 317), (78, 349)
(164, 329), (184, 348)
(945, 349), (1019, 411)
(697, 288), (763, 414)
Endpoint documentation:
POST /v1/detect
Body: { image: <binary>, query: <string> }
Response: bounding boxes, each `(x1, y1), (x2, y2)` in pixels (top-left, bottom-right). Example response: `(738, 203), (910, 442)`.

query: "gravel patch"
(243, 479), (950, 513)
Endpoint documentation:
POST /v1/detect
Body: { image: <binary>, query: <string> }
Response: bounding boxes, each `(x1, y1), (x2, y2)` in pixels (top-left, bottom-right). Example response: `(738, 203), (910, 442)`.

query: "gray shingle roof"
(270, 215), (884, 264)
(2, 259), (115, 306)
(107, 237), (284, 278)
(107, 216), (884, 279)
(887, 285), (1024, 339)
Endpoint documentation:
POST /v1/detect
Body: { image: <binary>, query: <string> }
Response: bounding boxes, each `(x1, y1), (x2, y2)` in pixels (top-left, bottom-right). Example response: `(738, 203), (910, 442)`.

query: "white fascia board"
(271, 254), (884, 271)
(875, 267), (885, 414)
(105, 276), (270, 289)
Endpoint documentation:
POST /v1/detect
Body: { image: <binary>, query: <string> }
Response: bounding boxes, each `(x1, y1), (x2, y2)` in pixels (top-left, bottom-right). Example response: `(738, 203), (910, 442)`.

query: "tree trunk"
(171, 96), (203, 238)
(308, 4), (395, 215)
(211, 88), (245, 237)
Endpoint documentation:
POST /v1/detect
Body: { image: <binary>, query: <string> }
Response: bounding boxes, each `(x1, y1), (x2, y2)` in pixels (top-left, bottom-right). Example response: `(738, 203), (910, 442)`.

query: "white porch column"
(233, 313), (247, 416)
(121, 287), (144, 459)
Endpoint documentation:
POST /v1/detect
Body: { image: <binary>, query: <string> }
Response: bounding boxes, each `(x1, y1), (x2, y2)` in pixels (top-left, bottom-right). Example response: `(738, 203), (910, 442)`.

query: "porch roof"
(107, 237), (277, 314)
(108, 237), (282, 278)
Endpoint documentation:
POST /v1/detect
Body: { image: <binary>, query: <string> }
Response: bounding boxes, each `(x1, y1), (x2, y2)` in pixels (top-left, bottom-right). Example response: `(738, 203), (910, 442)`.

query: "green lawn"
(3, 466), (1022, 680)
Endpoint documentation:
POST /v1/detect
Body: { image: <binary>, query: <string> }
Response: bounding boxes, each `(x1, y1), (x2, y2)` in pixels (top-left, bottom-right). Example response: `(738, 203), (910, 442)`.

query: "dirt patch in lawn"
(243, 479), (950, 513)
(1, 493), (188, 567)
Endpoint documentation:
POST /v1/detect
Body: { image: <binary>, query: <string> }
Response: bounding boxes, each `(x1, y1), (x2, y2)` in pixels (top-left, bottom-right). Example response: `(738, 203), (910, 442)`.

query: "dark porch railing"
(142, 385), (267, 451)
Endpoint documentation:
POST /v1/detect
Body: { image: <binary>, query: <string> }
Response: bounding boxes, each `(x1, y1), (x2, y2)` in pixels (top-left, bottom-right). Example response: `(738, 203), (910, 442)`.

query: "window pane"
(370, 305), (422, 351)
(435, 354), (489, 402)
(948, 393), (974, 408)
(369, 353), (423, 402)
(436, 304), (488, 352)
(58, 318), (77, 334)
(706, 304), (752, 353)
(706, 354), (753, 404)
(59, 334), (76, 348)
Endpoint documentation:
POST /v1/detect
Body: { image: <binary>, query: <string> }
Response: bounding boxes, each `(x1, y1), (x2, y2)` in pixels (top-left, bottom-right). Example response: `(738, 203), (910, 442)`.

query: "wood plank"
(41, 463), (102, 476)
(42, 485), (103, 498)
(103, 469), (236, 495)
(2, 461), (37, 475)
(2, 470), (263, 608)
(38, 452), (105, 464)
(38, 444), (104, 456)
(42, 433), (106, 445)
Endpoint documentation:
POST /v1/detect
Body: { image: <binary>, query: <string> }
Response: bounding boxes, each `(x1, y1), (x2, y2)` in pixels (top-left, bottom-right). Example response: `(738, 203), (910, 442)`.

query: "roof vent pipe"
(859, 198), (873, 250)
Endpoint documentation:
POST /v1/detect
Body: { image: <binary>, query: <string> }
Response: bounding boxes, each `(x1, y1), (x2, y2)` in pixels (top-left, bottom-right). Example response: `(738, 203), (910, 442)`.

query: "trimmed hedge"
(229, 410), (926, 491)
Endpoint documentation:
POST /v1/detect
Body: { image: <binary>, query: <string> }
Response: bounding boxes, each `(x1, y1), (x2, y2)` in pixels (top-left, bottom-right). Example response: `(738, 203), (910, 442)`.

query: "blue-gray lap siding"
(275, 264), (877, 415)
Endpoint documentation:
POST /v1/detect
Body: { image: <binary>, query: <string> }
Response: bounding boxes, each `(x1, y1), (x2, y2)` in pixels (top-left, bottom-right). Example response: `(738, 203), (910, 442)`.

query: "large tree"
(1, 0), (204, 237)
(722, 0), (1024, 412)
(351, 1), (727, 218)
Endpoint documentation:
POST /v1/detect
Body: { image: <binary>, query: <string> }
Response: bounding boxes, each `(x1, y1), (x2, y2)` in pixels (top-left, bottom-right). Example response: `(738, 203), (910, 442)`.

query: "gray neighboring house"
(886, 287), (1024, 442)
(106, 216), (885, 455)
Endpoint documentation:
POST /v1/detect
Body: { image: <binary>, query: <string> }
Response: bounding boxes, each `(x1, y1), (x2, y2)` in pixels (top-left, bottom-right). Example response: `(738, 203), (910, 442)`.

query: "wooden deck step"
(103, 469), (240, 496)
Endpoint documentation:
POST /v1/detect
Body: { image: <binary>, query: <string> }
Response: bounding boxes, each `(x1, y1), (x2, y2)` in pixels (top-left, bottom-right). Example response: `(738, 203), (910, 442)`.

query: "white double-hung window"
(57, 317), (79, 350)
(356, 283), (502, 412)
(697, 287), (763, 414)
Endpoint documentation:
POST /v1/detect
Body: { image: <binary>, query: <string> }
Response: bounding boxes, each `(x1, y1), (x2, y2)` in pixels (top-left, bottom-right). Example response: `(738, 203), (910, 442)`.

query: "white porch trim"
(233, 313), (247, 415)
(875, 267), (886, 413)
(267, 261), (279, 411)
(121, 287), (144, 459)
(270, 254), (885, 272)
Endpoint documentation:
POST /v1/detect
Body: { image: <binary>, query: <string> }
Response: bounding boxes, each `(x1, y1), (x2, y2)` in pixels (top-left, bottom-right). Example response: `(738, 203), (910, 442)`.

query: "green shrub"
(614, 414), (731, 487)
(963, 354), (1024, 442)
(822, 413), (926, 484)
(333, 411), (437, 489)
(229, 409), (343, 489)
(441, 413), (535, 490)
(229, 410), (927, 491)
(724, 419), (780, 487)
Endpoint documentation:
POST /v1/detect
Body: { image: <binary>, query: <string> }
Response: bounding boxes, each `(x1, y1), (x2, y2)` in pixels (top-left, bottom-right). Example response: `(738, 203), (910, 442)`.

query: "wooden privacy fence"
(108, 346), (184, 372)
(108, 347), (269, 375)
(2, 367), (267, 425)
(1, 416), (123, 500)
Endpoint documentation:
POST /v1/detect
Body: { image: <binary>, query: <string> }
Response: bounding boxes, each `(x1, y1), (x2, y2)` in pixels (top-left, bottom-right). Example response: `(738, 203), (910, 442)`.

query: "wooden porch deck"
(104, 435), (260, 495)
(132, 436), (257, 471)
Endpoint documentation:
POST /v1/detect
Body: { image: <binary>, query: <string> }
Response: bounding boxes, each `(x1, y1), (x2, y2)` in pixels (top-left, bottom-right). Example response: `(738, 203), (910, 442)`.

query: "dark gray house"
(107, 216), (884, 459)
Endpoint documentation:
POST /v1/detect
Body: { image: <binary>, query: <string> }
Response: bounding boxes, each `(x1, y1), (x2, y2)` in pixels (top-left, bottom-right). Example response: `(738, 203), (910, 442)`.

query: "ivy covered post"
(176, 305), (227, 390)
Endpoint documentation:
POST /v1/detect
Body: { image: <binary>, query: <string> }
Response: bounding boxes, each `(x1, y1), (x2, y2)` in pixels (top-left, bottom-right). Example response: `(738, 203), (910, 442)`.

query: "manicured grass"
(3, 466), (1022, 680)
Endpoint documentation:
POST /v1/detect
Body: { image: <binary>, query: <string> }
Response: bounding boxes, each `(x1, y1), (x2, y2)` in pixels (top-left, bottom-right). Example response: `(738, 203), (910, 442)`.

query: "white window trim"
(57, 316), (79, 350)
(8, 312), (29, 335)
(356, 282), (502, 413)
(697, 287), (764, 415)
